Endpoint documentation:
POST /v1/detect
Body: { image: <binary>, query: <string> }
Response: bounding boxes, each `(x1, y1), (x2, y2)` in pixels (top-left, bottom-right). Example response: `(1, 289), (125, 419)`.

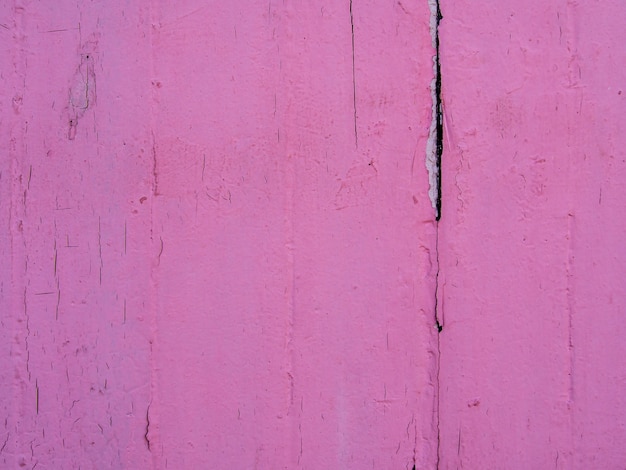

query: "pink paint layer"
(438, 1), (626, 468)
(1, 1), (438, 468)
(150, 1), (437, 468)
(4, 1), (624, 468)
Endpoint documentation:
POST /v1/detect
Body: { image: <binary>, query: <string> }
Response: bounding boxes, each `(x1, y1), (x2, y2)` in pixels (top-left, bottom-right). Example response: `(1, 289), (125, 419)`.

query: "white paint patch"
(426, 76), (439, 216)
(428, 0), (439, 48)
(426, 0), (439, 217)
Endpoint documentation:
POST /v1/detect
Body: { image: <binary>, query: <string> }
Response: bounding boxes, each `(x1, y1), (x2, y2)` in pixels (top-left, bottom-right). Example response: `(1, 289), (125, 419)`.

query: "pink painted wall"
(2, 1), (437, 468)
(2, 1), (625, 469)
(150, 2), (438, 468)
(2, 2), (154, 468)
(438, 0), (626, 468)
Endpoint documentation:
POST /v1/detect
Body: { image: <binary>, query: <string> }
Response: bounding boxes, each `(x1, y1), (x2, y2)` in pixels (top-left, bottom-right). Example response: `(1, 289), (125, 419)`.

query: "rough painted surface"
(150, 1), (437, 468)
(1, 2), (437, 468)
(4, 1), (626, 469)
(1, 2), (154, 469)
(438, 0), (626, 468)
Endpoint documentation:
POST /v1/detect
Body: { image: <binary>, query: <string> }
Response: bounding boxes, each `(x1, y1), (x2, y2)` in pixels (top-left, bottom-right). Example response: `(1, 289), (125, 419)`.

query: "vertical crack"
(428, 2), (444, 468)
(147, 0), (159, 464)
(0, 433), (9, 455)
(434, 229), (443, 333)
(24, 283), (31, 382)
(97, 216), (103, 285)
(349, 0), (358, 148)
(434, 2), (443, 221)
(145, 403), (151, 451)
(434, 225), (443, 470)
(427, 0), (443, 220)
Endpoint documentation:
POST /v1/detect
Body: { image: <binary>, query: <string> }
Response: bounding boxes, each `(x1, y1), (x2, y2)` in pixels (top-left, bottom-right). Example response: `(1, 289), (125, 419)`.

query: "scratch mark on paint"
(349, 0), (358, 148)
(157, 236), (164, 265)
(24, 282), (31, 381)
(55, 279), (61, 320)
(151, 131), (159, 195)
(53, 239), (58, 275)
(145, 404), (151, 451)
(0, 433), (9, 454)
(98, 216), (103, 285)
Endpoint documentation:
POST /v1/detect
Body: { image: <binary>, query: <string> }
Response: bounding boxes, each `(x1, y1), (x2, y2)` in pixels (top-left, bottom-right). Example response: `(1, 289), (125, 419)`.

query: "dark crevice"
(434, 229), (443, 334)
(434, 2), (443, 222)
(434, 194), (443, 333)
(432, 4), (443, 468)
(145, 404), (152, 452)
(434, 224), (443, 470)
(435, 346), (442, 469)
(432, 0), (444, 332)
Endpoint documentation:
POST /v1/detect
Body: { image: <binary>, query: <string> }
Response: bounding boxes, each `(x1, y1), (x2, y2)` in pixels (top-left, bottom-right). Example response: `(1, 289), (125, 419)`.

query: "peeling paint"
(426, 0), (442, 220)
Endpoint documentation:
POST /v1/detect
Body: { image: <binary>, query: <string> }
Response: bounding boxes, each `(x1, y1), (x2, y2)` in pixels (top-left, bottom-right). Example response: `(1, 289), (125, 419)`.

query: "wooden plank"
(0, 3), (154, 468)
(438, 0), (626, 467)
(150, 1), (438, 467)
